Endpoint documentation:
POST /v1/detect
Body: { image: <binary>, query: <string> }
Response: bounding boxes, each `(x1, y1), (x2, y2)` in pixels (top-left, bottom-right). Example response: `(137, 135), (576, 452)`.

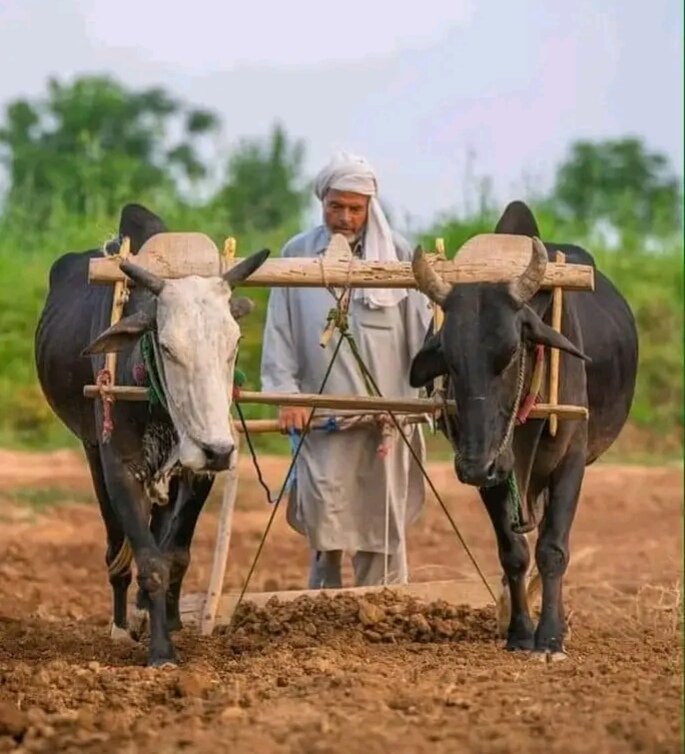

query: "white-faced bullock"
(35, 204), (269, 665)
(409, 201), (638, 657)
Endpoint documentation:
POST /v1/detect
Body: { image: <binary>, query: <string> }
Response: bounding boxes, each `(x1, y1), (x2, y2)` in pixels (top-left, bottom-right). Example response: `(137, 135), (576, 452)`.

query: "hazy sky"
(0, 0), (681, 229)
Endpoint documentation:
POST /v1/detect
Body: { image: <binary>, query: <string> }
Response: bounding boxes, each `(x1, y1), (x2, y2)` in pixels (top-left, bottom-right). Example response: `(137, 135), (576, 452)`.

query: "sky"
(0, 0), (682, 229)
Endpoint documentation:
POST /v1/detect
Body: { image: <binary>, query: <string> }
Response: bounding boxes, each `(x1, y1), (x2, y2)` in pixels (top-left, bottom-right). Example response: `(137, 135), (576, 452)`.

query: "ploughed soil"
(0, 449), (681, 753)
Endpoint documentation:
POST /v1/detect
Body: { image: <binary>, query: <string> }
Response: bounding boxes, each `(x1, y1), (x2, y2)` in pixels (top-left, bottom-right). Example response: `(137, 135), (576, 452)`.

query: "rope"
(228, 333), (346, 629)
(141, 332), (168, 411)
(107, 538), (133, 578)
(344, 348), (497, 603)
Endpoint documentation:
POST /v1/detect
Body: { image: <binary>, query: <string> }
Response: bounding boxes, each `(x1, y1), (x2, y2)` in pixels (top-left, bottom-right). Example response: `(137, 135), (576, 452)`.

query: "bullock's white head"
(84, 249), (269, 472)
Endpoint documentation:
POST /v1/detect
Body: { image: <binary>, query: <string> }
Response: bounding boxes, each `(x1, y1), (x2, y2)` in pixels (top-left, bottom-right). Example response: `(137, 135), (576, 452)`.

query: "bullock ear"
(409, 334), (448, 387)
(230, 296), (254, 320)
(81, 309), (155, 356)
(521, 306), (591, 362)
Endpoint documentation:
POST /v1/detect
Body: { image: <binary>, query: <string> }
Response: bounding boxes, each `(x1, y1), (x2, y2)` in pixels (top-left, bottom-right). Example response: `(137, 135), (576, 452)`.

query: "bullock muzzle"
(179, 436), (235, 473)
(201, 442), (236, 472)
(456, 455), (511, 489)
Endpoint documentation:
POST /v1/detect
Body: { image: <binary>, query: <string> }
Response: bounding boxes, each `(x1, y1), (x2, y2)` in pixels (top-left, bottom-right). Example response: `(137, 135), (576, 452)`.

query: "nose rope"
(493, 344), (529, 460)
(439, 342), (529, 465)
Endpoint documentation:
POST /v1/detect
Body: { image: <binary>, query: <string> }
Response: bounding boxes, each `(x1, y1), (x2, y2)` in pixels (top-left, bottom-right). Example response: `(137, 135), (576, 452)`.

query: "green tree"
(214, 123), (309, 234)
(550, 138), (682, 238)
(0, 75), (219, 219)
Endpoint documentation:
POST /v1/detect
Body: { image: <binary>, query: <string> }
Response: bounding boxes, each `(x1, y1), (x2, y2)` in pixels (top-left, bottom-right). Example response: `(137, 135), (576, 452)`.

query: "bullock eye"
(159, 342), (179, 362)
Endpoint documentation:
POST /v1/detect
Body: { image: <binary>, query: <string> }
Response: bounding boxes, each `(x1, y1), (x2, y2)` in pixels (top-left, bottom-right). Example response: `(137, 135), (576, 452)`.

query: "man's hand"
(278, 406), (312, 434)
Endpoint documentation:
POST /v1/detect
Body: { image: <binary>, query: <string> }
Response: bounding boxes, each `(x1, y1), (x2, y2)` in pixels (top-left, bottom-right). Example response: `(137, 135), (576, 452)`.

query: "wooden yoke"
(88, 232), (595, 292)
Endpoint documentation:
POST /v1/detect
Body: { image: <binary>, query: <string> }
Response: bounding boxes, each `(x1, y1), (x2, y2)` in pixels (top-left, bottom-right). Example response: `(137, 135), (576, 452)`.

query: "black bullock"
(410, 201), (638, 657)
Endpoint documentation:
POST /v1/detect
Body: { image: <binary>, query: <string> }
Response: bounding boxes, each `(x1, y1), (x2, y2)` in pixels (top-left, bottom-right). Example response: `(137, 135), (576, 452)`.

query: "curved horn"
(223, 248), (271, 288)
(120, 261), (165, 295)
(412, 246), (451, 306)
(508, 236), (548, 304)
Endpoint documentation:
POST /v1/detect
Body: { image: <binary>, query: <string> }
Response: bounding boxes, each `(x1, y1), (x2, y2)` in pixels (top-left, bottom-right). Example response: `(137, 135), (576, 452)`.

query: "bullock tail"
(108, 539), (133, 578)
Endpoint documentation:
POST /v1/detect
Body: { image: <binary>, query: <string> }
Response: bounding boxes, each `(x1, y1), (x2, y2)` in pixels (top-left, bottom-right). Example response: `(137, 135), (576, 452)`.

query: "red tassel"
(96, 369), (115, 443)
(516, 345), (545, 425)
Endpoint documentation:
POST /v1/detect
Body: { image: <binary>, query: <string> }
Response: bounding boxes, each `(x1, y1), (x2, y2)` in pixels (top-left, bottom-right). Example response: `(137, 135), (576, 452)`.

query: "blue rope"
(322, 416), (339, 433)
(284, 429), (300, 494)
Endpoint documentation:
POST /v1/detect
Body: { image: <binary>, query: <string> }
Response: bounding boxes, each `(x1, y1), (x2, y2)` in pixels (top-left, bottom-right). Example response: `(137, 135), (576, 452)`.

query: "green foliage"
(549, 138), (682, 240)
(212, 123), (309, 235)
(0, 75), (219, 220)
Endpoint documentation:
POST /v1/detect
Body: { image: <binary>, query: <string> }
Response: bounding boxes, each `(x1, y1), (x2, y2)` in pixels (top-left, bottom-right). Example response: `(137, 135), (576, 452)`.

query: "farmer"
(260, 151), (432, 588)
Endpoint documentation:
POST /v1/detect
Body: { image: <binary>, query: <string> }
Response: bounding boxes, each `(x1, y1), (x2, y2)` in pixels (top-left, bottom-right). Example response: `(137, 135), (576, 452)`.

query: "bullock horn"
(508, 237), (548, 304)
(120, 261), (165, 295)
(412, 246), (451, 306)
(223, 248), (270, 288)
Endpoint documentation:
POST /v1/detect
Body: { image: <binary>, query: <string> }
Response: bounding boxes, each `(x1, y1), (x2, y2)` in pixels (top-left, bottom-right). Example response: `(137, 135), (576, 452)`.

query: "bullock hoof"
(109, 623), (136, 644)
(531, 650), (568, 663)
(504, 615), (535, 651)
(534, 628), (565, 655)
(148, 645), (178, 668)
(148, 658), (178, 669)
(505, 635), (535, 652)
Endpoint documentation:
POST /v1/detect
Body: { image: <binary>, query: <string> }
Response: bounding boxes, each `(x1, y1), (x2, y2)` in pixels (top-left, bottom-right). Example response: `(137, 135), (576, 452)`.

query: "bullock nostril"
(457, 459), (500, 488)
(485, 462), (498, 483)
(202, 443), (235, 471)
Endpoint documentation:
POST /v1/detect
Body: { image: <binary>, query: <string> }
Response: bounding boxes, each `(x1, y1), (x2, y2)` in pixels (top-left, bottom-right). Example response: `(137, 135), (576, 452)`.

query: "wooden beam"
(180, 578), (496, 629)
(234, 415), (430, 434)
(90, 254), (594, 291)
(83, 385), (589, 421)
(200, 429), (240, 636)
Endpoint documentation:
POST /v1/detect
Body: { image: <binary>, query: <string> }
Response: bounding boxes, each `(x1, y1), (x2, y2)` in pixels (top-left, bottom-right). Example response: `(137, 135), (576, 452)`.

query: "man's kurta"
(260, 225), (432, 556)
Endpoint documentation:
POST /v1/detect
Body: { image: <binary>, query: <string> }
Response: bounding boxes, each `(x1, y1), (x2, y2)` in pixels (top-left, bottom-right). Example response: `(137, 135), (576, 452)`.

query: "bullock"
(409, 201), (638, 657)
(35, 203), (269, 665)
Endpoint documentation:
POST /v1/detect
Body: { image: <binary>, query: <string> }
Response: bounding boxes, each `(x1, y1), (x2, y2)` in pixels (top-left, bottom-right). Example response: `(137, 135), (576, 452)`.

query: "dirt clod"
(0, 702), (27, 740)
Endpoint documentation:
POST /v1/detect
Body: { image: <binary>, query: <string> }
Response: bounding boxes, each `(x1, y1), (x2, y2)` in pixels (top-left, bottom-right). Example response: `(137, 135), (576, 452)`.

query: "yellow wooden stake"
(223, 236), (237, 259)
(105, 236), (131, 381)
(548, 251), (565, 437)
(433, 238), (446, 395)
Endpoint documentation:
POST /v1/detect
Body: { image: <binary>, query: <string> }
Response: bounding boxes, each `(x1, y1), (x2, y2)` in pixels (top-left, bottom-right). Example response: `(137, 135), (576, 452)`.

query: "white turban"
(314, 152), (407, 309)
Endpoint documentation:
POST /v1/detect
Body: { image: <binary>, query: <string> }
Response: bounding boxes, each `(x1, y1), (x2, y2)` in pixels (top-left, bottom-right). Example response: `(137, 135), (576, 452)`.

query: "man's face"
(322, 189), (369, 243)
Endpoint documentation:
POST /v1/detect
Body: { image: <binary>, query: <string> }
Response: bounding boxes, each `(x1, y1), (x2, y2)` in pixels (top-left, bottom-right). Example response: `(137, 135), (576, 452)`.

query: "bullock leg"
(480, 485), (535, 651)
(157, 474), (215, 631)
(136, 479), (181, 613)
(98, 446), (175, 666)
(534, 451), (584, 655)
(83, 442), (132, 635)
